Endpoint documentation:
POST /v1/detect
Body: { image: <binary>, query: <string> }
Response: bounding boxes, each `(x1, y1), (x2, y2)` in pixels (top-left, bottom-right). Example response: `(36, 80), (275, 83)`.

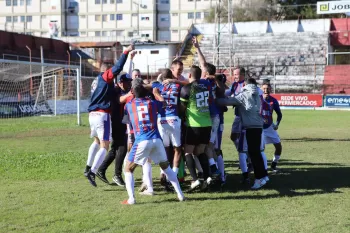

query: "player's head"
(100, 62), (111, 72)
(131, 78), (147, 98)
(262, 83), (272, 98)
(203, 63), (216, 77)
(171, 60), (184, 78)
(160, 68), (174, 81)
(189, 65), (202, 82)
(245, 77), (257, 86)
(233, 67), (245, 82)
(131, 69), (141, 79)
(116, 73), (132, 91)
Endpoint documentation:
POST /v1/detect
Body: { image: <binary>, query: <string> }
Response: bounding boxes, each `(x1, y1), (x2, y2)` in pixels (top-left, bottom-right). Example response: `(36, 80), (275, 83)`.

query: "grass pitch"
(1, 110), (350, 233)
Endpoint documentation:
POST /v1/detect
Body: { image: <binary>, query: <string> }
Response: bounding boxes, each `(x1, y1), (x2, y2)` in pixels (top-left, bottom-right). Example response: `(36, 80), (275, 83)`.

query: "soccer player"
(180, 65), (213, 190)
(163, 60), (188, 86)
(152, 69), (182, 181)
(96, 73), (133, 186)
(121, 79), (185, 204)
(261, 83), (283, 172)
(217, 78), (269, 189)
(84, 44), (134, 187)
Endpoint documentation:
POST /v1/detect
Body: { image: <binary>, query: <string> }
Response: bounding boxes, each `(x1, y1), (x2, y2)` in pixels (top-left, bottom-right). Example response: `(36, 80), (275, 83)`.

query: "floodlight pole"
(76, 68), (81, 126)
(26, 45), (33, 96)
(40, 46), (45, 97)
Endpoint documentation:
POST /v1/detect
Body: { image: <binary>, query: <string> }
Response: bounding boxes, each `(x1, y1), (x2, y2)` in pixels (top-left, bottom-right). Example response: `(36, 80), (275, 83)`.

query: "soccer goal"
(0, 59), (94, 125)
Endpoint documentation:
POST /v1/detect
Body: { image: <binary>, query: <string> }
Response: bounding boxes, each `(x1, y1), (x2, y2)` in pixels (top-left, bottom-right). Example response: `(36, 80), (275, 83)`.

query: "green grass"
(1, 110), (350, 233)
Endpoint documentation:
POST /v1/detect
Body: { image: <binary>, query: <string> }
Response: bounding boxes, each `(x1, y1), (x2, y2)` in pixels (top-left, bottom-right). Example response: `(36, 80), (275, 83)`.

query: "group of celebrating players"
(84, 37), (283, 205)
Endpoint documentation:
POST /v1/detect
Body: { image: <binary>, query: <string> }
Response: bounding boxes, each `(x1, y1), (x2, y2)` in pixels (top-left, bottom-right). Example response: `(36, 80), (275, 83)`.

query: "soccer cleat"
(178, 195), (186, 202)
(247, 163), (254, 173)
(251, 178), (267, 190)
(121, 199), (135, 205)
(86, 171), (97, 187)
(190, 180), (201, 190)
(138, 183), (148, 192)
(271, 162), (278, 172)
(240, 172), (250, 184)
(139, 190), (154, 196)
(164, 183), (174, 193)
(197, 172), (204, 181)
(84, 166), (91, 177)
(96, 170), (109, 184)
(263, 176), (270, 183)
(201, 177), (213, 191)
(112, 175), (125, 187)
(160, 175), (167, 186)
(211, 170), (221, 180)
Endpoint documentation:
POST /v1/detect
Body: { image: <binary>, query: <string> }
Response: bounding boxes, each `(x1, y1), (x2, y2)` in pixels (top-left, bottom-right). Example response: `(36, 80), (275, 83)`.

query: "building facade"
(0, 0), (229, 42)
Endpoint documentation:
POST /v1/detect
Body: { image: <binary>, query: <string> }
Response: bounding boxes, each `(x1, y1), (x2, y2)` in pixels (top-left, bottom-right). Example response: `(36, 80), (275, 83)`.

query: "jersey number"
(162, 91), (178, 105)
(137, 106), (149, 121)
(196, 91), (209, 107)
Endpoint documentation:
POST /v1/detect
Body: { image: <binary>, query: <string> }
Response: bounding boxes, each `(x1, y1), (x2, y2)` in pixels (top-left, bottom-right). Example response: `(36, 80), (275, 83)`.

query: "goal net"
(0, 59), (95, 125)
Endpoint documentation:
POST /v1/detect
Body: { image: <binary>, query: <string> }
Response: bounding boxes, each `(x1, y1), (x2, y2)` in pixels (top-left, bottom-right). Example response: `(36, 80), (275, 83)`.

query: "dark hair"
(205, 63), (216, 75)
(132, 69), (141, 73)
(132, 85), (147, 98)
(234, 67), (246, 77)
(161, 68), (173, 80)
(262, 82), (272, 88)
(171, 60), (183, 66)
(190, 65), (202, 80)
(262, 79), (270, 85)
(245, 78), (257, 85)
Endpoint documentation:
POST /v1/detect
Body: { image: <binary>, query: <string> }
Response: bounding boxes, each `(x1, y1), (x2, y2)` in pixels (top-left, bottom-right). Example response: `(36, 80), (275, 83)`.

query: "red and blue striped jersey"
(261, 95), (282, 129)
(152, 82), (181, 117)
(123, 98), (163, 142)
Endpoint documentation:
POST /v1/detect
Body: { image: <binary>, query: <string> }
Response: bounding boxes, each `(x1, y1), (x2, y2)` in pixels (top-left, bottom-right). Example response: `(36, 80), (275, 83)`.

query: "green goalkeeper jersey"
(180, 80), (212, 127)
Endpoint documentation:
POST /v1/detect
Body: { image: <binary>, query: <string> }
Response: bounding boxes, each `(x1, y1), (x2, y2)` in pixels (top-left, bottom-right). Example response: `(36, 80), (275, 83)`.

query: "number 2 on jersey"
(137, 106), (149, 121)
(196, 91), (209, 107)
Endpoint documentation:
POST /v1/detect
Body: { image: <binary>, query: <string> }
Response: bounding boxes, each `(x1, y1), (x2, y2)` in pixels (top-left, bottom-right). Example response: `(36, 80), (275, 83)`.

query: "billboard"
(325, 95), (350, 107)
(317, 1), (350, 14)
(272, 94), (323, 107)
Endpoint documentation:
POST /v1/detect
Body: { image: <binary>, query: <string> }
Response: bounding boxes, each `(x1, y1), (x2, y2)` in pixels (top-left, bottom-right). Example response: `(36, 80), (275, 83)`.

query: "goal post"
(0, 59), (94, 125)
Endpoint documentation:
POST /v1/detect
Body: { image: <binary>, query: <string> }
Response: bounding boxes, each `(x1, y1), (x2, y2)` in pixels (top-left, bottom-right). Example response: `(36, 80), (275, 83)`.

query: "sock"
(261, 152), (268, 170)
(217, 155), (225, 181)
(87, 141), (99, 167)
(209, 158), (218, 173)
(273, 155), (281, 163)
(185, 153), (198, 180)
(172, 167), (179, 175)
(193, 155), (203, 173)
(198, 153), (210, 179)
(239, 153), (248, 173)
(163, 166), (184, 199)
(142, 161), (153, 192)
(91, 148), (107, 174)
(124, 172), (135, 204)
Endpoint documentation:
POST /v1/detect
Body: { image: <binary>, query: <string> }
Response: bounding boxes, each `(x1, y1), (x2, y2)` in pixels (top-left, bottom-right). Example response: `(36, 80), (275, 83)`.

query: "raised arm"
(192, 36), (206, 69)
(127, 51), (137, 77)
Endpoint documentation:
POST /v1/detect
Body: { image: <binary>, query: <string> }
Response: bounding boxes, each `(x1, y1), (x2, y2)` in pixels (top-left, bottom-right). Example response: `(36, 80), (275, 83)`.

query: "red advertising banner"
(272, 94), (323, 107)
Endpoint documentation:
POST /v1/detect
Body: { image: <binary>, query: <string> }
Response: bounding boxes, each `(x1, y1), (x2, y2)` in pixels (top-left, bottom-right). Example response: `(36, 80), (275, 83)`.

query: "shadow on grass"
(283, 138), (350, 142)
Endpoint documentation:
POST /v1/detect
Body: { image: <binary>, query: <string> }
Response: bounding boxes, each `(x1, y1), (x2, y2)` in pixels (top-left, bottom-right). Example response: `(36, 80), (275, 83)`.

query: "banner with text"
(0, 101), (53, 118)
(317, 1), (350, 14)
(272, 94), (323, 107)
(325, 95), (350, 107)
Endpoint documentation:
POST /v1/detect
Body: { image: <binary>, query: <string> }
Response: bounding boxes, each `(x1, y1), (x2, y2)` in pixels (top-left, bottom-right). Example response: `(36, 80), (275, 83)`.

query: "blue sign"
(325, 95), (350, 107)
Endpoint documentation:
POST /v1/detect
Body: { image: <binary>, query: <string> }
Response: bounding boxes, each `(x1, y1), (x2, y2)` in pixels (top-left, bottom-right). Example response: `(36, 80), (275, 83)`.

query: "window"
(188, 13), (194, 19)
(172, 30), (178, 33)
(195, 12), (201, 19)
(141, 33), (149, 37)
(26, 0), (32, 6)
(160, 0), (169, 3)
(69, 2), (78, 7)
(102, 14), (107, 21)
(110, 0), (114, 3)
(6, 0), (11, 6)
(13, 16), (18, 22)
(20, 0), (24, 6)
(116, 0), (122, 3)
(160, 17), (169, 22)
(80, 31), (86, 36)
(102, 31), (107, 36)
(20, 16), (25, 22)
(26, 16), (32, 22)
(172, 13), (178, 16)
(204, 12), (210, 18)
(112, 30), (123, 36)
(6, 16), (12, 23)
(116, 14), (123, 20)
(150, 50), (159, 54)
(110, 14), (115, 20)
(95, 15), (101, 21)
(95, 0), (100, 4)
(102, 0), (107, 3)
(141, 17), (149, 21)
(13, 0), (18, 6)
(95, 31), (101, 36)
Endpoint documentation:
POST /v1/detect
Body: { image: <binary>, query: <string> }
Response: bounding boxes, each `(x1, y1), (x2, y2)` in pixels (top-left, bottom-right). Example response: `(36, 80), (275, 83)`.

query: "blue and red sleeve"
(102, 51), (129, 83)
(273, 98), (282, 123)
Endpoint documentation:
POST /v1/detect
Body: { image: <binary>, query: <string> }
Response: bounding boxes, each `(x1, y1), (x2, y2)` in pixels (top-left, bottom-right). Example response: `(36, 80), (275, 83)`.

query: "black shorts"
(184, 126), (211, 146)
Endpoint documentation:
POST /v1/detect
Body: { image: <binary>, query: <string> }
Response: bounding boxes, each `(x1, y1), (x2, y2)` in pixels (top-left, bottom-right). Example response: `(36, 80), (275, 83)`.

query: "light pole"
(132, 1), (140, 36)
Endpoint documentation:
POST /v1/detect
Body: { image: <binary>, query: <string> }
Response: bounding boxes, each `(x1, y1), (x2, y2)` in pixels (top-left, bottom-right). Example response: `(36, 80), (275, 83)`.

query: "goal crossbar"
(0, 59), (79, 69)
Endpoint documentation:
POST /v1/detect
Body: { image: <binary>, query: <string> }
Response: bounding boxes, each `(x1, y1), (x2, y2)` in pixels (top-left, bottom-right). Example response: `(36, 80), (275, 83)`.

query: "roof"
(70, 42), (121, 48)
(121, 41), (182, 46)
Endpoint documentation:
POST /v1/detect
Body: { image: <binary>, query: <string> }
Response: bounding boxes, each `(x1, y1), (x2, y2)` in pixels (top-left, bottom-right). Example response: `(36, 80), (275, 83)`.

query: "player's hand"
(130, 50), (137, 59)
(192, 36), (199, 48)
(126, 44), (135, 52)
(273, 124), (279, 130)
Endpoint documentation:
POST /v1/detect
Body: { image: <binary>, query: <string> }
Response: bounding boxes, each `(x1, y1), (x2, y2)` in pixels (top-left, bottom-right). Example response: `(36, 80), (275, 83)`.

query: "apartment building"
(0, 0), (230, 42)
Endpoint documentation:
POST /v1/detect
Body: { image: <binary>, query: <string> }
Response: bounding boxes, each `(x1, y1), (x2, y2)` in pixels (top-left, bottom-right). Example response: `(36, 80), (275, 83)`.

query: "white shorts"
(128, 138), (167, 165)
(157, 116), (181, 147)
(126, 124), (134, 145)
(238, 129), (265, 153)
(89, 111), (112, 141)
(231, 116), (242, 134)
(264, 125), (281, 144)
(210, 115), (220, 144)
